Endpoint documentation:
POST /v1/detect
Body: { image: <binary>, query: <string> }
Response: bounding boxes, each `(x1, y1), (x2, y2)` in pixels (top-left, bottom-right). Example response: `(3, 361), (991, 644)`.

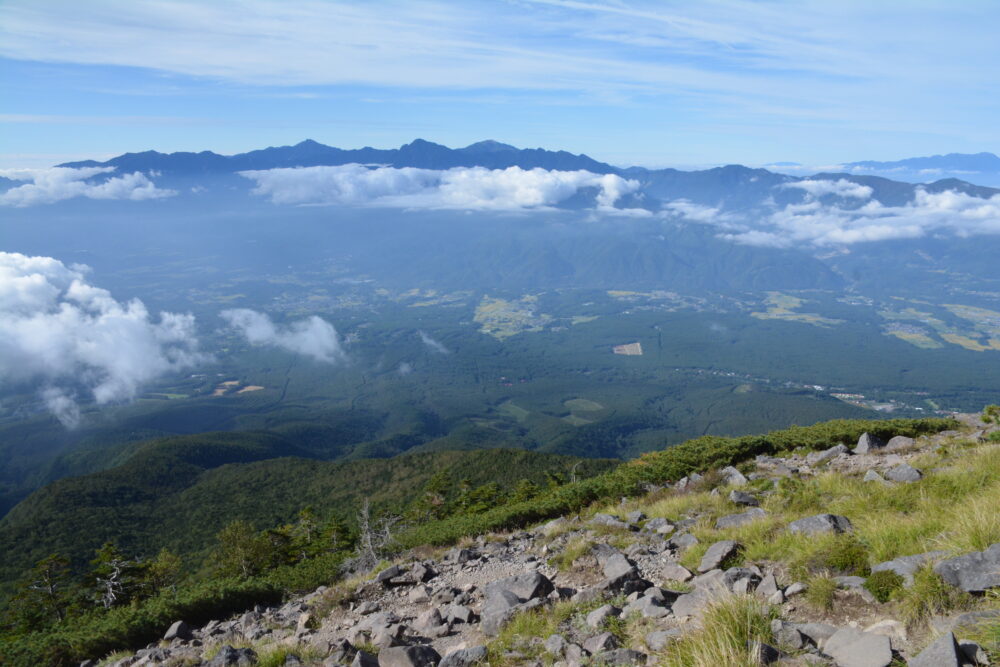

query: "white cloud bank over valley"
(0, 166), (175, 206)
(221, 309), (346, 363)
(0, 253), (203, 426)
(239, 164), (640, 212)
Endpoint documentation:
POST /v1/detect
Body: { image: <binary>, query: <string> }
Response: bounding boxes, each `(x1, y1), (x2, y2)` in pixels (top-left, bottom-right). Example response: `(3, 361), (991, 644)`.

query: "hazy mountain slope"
(0, 433), (614, 589)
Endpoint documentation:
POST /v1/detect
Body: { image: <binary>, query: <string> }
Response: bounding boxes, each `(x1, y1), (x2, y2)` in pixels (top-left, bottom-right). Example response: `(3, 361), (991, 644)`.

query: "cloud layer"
(711, 188), (1000, 248)
(221, 309), (346, 363)
(0, 166), (175, 206)
(0, 253), (203, 426)
(240, 164), (640, 211)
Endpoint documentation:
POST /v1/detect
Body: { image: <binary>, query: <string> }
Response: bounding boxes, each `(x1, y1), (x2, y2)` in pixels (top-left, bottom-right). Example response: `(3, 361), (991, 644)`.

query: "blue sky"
(2, 0), (998, 169)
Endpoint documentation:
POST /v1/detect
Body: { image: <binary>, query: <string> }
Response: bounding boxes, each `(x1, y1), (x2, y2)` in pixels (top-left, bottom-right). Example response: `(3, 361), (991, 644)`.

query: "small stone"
(626, 510), (647, 524)
(645, 517), (675, 535)
(784, 582), (807, 597)
(721, 466), (749, 486)
(645, 629), (681, 651)
(863, 469), (885, 483)
(885, 435), (915, 451)
(807, 444), (849, 465)
(544, 634), (567, 656)
(660, 561), (693, 582)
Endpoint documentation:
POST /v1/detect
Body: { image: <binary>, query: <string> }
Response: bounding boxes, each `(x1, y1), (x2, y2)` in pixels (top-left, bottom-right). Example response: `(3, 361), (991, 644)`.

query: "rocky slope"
(91, 414), (1000, 667)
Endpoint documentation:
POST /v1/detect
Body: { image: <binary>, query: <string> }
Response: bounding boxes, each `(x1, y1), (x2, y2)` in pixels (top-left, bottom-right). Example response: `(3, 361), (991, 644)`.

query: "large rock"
(728, 489), (759, 506)
(787, 514), (853, 535)
(660, 562), (693, 582)
(351, 651), (379, 667)
(824, 628), (892, 667)
(720, 466), (749, 486)
(479, 589), (521, 636)
(378, 645), (441, 667)
(586, 604), (621, 629)
(854, 432), (886, 454)
(207, 646), (257, 667)
(602, 553), (639, 581)
(807, 444), (849, 465)
(934, 543), (1000, 592)
(667, 533), (699, 551)
(486, 571), (554, 602)
(623, 595), (669, 619)
(885, 464), (922, 483)
(591, 513), (630, 530)
(163, 620), (192, 641)
(715, 508), (767, 530)
(871, 551), (947, 587)
(438, 646), (487, 667)
(698, 540), (741, 572)
(885, 435), (915, 451)
(583, 632), (619, 655)
(645, 517), (675, 535)
(908, 632), (963, 667)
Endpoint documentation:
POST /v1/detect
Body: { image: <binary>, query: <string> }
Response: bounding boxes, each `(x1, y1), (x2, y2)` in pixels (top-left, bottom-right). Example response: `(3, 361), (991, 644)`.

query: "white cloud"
(240, 164), (640, 212)
(0, 166), (175, 206)
(0, 252), (204, 427)
(418, 330), (448, 354)
(716, 188), (1000, 248)
(221, 309), (346, 363)
(783, 179), (873, 200)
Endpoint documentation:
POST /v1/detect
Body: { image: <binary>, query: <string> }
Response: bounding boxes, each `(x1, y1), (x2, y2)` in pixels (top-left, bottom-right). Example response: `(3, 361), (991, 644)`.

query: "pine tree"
(3, 554), (72, 632)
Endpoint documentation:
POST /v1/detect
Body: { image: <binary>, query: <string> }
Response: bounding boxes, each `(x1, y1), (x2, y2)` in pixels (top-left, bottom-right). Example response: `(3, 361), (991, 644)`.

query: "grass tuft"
(659, 595), (775, 667)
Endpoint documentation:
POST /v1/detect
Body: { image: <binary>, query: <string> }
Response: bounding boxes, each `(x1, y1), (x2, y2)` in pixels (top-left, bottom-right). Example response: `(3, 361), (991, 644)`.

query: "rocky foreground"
(91, 415), (1000, 666)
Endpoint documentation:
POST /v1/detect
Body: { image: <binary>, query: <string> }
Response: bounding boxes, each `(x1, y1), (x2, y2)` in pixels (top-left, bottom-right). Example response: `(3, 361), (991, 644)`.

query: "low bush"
(864, 570), (904, 603)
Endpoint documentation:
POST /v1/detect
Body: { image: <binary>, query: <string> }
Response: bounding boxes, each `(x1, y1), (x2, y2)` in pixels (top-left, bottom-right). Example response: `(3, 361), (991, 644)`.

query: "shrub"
(864, 570), (904, 603)
(804, 575), (838, 612)
(819, 536), (871, 576)
(897, 565), (970, 626)
(659, 595), (775, 667)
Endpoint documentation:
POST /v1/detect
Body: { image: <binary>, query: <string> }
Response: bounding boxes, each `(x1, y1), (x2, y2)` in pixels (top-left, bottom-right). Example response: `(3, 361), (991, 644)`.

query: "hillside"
(0, 415), (973, 665)
(0, 432), (614, 594)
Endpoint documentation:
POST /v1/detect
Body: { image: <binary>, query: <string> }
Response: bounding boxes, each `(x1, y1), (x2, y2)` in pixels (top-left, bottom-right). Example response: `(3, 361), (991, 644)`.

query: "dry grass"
(658, 595), (775, 667)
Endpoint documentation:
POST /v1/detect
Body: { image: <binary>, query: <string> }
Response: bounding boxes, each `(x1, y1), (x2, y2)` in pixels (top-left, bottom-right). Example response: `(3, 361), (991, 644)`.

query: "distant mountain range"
(56, 139), (1000, 210)
(768, 152), (1000, 187)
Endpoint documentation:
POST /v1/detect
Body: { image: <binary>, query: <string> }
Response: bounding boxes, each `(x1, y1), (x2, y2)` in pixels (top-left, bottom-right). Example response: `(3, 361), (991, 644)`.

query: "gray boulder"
(807, 444), (849, 465)
(886, 435), (915, 451)
(908, 632), (963, 667)
(934, 543), (1000, 592)
(667, 532), (699, 551)
(863, 469), (886, 483)
(438, 646), (487, 667)
(698, 540), (741, 572)
(645, 517), (674, 535)
(164, 620), (192, 641)
(824, 628), (892, 667)
(787, 513), (853, 535)
(770, 619), (804, 650)
(351, 652), (379, 667)
(479, 589), (521, 636)
(871, 551), (947, 586)
(586, 604), (621, 629)
(544, 634), (567, 656)
(721, 466), (749, 486)
(486, 571), (554, 602)
(596, 649), (648, 665)
(728, 489), (759, 506)
(660, 561), (693, 582)
(645, 629), (681, 651)
(715, 508), (767, 530)
(623, 595), (669, 619)
(583, 632), (619, 654)
(602, 553), (639, 581)
(885, 464), (922, 483)
(378, 645), (441, 667)
(207, 646), (257, 667)
(591, 513), (630, 530)
(854, 432), (886, 454)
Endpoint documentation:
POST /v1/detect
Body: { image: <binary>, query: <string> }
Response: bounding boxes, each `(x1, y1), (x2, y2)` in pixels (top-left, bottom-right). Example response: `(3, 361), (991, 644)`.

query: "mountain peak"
(462, 140), (519, 153)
